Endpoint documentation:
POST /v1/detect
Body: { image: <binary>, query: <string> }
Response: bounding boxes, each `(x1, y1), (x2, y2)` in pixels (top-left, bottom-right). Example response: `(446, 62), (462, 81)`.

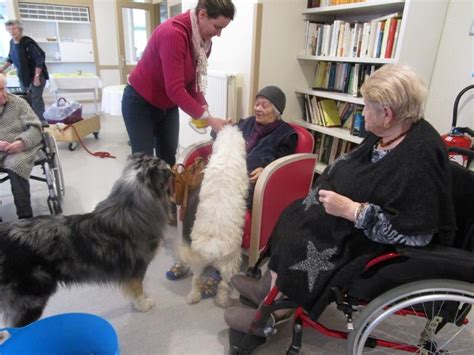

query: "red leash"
(65, 124), (116, 159)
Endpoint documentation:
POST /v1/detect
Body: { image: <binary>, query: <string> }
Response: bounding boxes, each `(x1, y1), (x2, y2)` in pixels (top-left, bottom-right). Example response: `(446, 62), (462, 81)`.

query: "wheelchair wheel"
(347, 279), (474, 354)
(43, 134), (65, 214)
(50, 136), (66, 199)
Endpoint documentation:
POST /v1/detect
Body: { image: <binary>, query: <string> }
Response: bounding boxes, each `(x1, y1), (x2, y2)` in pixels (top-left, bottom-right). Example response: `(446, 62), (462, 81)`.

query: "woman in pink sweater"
(122, 0), (235, 166)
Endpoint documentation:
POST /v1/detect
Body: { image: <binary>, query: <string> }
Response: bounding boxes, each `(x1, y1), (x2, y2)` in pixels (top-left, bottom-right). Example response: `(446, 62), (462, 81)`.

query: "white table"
(49, 74), (103, 113)
(101, 84), (126, 116)
(6, 76), (20, 89)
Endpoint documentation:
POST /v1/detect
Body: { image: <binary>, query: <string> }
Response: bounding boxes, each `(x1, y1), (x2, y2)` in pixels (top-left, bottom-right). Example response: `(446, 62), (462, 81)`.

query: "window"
(0, 1), (9, 60)
(122, 7), (150, 64)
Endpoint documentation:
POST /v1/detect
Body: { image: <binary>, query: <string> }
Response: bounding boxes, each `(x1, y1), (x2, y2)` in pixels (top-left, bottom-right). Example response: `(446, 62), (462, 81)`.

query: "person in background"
(121, 0), (236, 167)
(167, 86), (298, 299)
(0, 74), (43, 219)
(224, 65), (456, 337)
(0, 20), (49, 121)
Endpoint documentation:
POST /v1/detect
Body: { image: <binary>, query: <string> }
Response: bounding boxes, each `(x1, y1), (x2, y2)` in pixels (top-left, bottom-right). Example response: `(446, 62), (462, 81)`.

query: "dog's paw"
(215, 293), (232, 308)
(186, 291), (202, 305)
(133, 296), (155, 312)
(0, 330), (11, 344)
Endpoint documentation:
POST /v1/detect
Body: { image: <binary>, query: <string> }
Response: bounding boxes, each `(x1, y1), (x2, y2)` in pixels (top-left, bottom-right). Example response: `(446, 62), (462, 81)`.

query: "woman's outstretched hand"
(206, 117), (228, 132)
(318, 189), (361, 222)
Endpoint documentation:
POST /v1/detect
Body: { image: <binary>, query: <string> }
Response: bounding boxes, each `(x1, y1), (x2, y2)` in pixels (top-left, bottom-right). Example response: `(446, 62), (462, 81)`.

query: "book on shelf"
(307, 0), (321, 8)
(351, 110), (368, 138)
(320, 135), (334, 164)
(302, 11), (402, 60)
(320, 99), (342, 127)
(384, 17), (400, 58)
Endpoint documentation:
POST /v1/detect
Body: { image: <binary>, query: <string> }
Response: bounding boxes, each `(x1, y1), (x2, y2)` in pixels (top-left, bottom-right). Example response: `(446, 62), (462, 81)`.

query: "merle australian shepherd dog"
(0, 154), (171, 327)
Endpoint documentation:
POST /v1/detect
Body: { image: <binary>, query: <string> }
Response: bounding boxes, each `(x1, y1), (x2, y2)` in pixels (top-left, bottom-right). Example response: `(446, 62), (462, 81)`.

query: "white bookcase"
(295, 0), (448, 173)
(18, 2), (96, 74)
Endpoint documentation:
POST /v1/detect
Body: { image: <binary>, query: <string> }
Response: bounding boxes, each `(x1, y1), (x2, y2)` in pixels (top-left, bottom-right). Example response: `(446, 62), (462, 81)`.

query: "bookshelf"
(294, 0), (449, 174)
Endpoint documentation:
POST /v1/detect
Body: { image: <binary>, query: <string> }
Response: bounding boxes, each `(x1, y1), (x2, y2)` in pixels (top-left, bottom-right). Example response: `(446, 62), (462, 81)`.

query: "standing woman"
(0, 20), (49, 121)
(122, 0), (235, 167)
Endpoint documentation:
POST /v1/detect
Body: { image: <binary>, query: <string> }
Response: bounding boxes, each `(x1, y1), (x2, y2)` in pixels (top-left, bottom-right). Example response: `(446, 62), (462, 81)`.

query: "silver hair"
(5, 20), (23, 31)
(271, 103), (282, 120)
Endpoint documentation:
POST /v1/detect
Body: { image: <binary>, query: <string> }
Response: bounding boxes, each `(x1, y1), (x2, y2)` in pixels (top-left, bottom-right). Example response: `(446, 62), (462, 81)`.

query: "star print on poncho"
(289, 241), (337, 292)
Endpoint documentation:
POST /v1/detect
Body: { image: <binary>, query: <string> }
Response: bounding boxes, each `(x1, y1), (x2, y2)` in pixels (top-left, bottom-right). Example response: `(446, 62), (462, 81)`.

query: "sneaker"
(165, 260), (190, 280)
(201, 269), (222, 299)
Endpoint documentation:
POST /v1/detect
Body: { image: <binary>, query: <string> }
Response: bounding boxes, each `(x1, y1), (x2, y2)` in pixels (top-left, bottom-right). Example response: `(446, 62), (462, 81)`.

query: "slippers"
(165, 261), (190, 280)
(201, 270), (222, 299)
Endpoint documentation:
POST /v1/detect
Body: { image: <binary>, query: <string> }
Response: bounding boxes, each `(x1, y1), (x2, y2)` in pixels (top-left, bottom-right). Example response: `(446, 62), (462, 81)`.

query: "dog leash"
(64, 124), (116, 159)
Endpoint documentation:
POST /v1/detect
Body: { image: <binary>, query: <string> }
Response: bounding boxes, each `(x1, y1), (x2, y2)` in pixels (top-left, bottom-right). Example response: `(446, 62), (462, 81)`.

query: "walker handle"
(452, 85), (474, 128)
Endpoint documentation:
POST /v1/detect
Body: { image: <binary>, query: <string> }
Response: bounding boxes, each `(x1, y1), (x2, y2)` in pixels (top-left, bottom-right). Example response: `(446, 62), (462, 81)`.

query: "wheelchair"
(0, 124), (65, 217)
(229, 148), (474, 354)
(177, 123), (316, 266)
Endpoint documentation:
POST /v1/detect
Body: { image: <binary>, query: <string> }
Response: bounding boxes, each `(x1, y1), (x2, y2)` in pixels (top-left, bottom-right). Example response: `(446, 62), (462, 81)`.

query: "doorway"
(116, 1), (157, 84)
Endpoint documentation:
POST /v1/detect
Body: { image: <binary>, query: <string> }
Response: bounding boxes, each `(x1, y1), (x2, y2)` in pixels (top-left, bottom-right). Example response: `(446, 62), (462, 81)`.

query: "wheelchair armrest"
(248, 153), (317, 265)
(180, 140), (213, 167)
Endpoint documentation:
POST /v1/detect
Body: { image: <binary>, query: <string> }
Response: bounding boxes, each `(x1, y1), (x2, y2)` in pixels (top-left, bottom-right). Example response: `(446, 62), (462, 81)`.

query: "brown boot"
(231, 269), (272, 306)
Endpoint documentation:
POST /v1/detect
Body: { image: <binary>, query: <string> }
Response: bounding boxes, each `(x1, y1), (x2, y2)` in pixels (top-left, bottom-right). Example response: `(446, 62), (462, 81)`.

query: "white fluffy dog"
(180, 125), (248, 307)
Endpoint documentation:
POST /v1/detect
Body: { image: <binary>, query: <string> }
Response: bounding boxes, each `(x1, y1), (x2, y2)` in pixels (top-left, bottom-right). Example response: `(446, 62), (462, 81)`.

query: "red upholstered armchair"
(178, 123), (317, 264)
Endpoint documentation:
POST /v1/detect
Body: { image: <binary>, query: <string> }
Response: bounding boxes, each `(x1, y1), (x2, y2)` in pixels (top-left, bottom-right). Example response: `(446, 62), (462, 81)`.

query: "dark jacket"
(8, 36), (49, 87)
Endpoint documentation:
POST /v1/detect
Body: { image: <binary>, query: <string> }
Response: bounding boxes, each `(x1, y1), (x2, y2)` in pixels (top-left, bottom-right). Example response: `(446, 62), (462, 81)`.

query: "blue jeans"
(21, 76), (46, 121)
(121, 85), (179, 166)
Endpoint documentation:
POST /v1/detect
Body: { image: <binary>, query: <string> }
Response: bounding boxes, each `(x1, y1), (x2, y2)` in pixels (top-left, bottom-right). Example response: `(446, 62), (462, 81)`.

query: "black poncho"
(268, 119), (455, 320)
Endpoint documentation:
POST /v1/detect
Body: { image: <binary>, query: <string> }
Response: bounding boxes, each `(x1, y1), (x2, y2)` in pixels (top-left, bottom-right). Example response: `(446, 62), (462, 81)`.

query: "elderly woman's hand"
(318, 189), (361, 222)
(0, 140), (9, 151)
(249, 167), (263, 184)
(4, 140), (25, 154)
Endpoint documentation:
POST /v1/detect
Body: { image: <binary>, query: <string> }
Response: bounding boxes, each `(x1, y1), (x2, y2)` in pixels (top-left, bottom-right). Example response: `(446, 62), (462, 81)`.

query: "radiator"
(205, 70), (237, 121)
(178, 70), (238, 151)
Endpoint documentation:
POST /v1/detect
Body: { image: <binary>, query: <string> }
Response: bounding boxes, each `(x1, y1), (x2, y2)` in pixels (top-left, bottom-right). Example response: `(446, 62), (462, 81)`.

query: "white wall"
(425, 0), (474, 134)
(178, 0), (256, 151)
(182, 0), (255, 119)
(257, 0), (308, 122)
(93, 0), (121, 87)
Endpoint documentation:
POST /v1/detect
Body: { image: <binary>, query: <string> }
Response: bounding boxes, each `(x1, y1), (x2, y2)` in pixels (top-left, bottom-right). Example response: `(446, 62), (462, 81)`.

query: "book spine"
(374, 21), (384, 58)
(384, 18), (398, 58)
(380, 20), (391, 58)
(391, 19), (402, 58)
(367, 20), (378, 59)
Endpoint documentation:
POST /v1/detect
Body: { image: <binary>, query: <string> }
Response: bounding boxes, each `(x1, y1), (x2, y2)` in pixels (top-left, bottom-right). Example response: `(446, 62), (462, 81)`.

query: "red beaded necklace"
(378, 128), (410, 148)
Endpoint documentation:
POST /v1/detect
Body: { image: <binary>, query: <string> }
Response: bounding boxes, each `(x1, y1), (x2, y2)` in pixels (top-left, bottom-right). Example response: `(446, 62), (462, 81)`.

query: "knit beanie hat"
(256, 86), (286, 114)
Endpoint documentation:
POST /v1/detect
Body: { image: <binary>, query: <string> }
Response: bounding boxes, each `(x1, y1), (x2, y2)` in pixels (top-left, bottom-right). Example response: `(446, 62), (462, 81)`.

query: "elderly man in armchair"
(0, 74), (43, 219)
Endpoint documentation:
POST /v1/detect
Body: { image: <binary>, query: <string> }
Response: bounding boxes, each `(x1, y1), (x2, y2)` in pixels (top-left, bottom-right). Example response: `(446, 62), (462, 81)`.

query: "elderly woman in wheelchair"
(225, 64), (474, 354)
(0, 74), (43, 219)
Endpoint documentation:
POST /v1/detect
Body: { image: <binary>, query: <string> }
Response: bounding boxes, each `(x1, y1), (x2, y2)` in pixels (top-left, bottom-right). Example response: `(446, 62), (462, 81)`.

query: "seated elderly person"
(0, 74), (43, 219)
(167, 85), (298, 298)
(224, 64), (456, 334)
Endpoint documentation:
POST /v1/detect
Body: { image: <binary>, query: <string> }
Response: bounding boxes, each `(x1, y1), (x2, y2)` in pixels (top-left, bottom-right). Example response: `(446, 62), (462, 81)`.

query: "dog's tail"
(190, 227), (243, 261)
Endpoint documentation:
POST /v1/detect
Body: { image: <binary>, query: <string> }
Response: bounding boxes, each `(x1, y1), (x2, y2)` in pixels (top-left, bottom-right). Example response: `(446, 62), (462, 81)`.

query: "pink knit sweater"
(128, 11), (208, 118)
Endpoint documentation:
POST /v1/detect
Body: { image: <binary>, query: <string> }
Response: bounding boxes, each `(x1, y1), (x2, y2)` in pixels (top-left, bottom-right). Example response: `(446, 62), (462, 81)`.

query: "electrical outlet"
(470, 21), (474, 36)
